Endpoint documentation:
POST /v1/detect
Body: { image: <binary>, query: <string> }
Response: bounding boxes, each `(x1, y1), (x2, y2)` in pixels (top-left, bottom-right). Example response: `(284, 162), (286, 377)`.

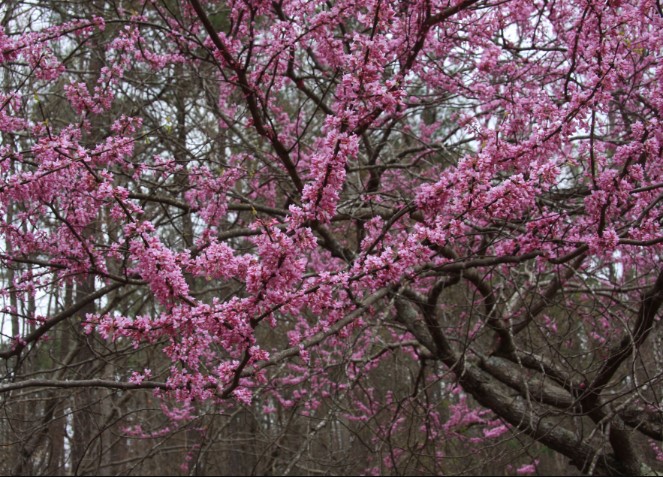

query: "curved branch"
(0, 283), (124, 360)
(586, 267), (663, 396)
(0, 378), (168, 393)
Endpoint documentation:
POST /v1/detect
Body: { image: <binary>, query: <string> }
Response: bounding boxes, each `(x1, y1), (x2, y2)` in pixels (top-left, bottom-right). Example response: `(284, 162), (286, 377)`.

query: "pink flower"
(516, 460), (539, 475)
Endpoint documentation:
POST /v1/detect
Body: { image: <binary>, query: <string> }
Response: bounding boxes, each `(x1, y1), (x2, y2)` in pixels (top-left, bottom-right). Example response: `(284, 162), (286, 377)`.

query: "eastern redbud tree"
(0, 0), (662, 475)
